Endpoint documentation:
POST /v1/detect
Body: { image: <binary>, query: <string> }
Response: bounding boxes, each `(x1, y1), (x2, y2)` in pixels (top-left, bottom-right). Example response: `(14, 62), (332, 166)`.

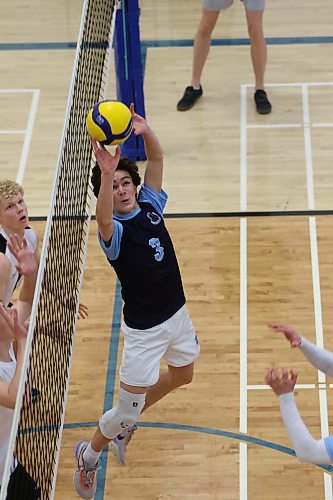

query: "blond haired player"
(0, 179), (40, 497)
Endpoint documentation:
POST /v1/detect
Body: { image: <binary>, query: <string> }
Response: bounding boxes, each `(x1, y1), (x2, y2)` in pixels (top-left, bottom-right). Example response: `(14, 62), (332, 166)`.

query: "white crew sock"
(83, 442), (101, 467)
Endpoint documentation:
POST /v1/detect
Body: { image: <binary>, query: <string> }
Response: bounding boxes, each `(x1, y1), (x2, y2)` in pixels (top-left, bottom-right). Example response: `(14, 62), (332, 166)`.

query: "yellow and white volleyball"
(86, 100), (133, 145)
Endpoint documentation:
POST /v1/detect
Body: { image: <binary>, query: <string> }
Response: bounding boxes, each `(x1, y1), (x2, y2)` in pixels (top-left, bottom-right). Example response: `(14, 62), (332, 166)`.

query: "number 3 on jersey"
(149, 238), (164, 262)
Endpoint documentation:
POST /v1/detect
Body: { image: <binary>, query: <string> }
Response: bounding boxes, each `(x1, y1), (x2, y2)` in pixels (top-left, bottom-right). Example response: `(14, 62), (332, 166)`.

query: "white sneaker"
(73, 440), (98, 499)
(111, 425), (137, 464)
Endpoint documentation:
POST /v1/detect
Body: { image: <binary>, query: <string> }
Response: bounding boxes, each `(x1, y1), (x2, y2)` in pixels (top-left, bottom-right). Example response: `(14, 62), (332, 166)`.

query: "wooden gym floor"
(1, 0), (333, 498)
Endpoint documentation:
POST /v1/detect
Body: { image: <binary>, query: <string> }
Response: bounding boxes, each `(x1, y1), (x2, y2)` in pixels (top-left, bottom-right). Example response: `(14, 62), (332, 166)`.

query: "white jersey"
(0, 227), (37, 306)
(0, 345), (16, 486)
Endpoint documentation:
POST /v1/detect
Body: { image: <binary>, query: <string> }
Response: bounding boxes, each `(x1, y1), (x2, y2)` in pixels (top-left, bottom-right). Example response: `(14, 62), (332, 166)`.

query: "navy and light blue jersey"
(98, 184), (185, 329)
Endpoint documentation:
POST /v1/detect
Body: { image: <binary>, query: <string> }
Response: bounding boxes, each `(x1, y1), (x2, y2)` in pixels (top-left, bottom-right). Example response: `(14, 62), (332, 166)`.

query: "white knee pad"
(99, 388), (146, 440)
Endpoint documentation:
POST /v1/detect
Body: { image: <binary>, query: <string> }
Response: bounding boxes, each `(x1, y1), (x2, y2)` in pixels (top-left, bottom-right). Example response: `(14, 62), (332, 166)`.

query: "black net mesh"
(2, 1), (117, 498)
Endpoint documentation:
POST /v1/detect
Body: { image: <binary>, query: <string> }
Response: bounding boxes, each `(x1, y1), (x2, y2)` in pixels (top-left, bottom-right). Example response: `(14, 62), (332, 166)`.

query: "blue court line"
(20, 419), (333, 474)
(62, 420), (333, 475)
(0, 36), (332, 51)
(0, 42), (77, 50)
(94, 279), (123, 500)
(142, 36), (333, 47)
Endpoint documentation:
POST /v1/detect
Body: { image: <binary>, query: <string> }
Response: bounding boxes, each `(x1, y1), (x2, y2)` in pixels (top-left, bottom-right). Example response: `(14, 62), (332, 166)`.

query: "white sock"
(83, 442), (101, 467)
(192, 84), (201, 90)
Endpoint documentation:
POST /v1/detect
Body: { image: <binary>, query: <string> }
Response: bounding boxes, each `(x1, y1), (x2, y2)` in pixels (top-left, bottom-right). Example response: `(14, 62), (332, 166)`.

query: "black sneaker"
(177, 85), (203, 111)
(254, 89), (272, 114)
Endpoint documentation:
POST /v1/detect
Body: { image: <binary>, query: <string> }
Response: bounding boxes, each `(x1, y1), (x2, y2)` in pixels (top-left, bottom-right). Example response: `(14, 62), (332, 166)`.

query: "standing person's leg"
(177, 4), (222, 111)
(244, 0), (272, 113)
(191, 8), (220, 88)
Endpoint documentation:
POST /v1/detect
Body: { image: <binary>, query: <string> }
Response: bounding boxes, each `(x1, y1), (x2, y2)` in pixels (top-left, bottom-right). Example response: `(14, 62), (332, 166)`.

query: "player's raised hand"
(130, 103), (148, 136)
(268, 322), (301, 348)
(91, 138), (121, 175)
(7, 234), (38, 276)
(265, 367), (298, 396)
(0, 303), (28, 342)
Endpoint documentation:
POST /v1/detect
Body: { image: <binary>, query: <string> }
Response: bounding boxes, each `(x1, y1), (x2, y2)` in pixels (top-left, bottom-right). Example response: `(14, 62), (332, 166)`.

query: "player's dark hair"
(91, 157), (141, 198)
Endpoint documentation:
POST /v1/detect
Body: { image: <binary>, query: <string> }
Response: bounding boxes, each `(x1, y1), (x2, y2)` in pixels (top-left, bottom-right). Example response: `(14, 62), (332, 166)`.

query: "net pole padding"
(114, 0), (146, 161)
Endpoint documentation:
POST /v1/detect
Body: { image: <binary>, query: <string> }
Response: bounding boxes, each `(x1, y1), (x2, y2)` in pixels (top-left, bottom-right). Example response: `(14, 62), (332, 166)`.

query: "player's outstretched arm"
(92, 138), (121, 242)
(268, 322), (333, 376)
(265, 367), (332, 464)
(130, 104), (163, 192)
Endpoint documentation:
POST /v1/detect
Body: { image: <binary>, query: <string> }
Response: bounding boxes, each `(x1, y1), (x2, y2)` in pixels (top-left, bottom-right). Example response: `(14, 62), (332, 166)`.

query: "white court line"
(247, 384), (316, 390)
(247, 124), (302, 129)
(239, 442), (247, 500)
(240, 218), (247, 500)
(301, 83), (331, 496)
(302, 85), (315, 210)
(309, 222), (330, 390)
(312, 123), (333, 128)
(301, 84), (332, 498)
(309, 221), (331, 497)
(240, 218), (247, 434)
(0, 130), (26, 134)
(0, 88), (40, 93)
(243, 82), (333, 88)
(16, 89), (40, 185)
(247, 123), (333, 129)
(240, 85), (247, 212)
(309, 219), (325, 354)
(240, 84), (248, 500)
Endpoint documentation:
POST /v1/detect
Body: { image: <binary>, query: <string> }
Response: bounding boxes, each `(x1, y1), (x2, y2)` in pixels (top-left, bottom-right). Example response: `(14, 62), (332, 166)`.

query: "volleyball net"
(0, 0), (118, 497)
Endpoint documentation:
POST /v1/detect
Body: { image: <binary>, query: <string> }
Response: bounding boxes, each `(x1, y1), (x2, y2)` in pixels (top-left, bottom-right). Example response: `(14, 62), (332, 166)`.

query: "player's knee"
(247, 22), (264, 41)
(197, 15), (216, 38)
(99, 389), (146, 439)
(197, 23), (214, 39)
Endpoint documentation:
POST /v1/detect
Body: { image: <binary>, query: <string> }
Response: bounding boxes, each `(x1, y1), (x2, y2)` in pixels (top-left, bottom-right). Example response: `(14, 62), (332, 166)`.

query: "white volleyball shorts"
(119, 305), (200, 387)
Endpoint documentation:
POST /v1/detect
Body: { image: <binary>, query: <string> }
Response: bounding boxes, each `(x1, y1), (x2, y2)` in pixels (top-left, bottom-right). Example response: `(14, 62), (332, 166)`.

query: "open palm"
(8, 234), (38, 276)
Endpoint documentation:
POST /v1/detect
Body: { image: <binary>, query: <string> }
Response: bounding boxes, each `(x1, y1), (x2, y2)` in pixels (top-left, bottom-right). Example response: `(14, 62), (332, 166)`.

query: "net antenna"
(0, 0), (118, 498)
